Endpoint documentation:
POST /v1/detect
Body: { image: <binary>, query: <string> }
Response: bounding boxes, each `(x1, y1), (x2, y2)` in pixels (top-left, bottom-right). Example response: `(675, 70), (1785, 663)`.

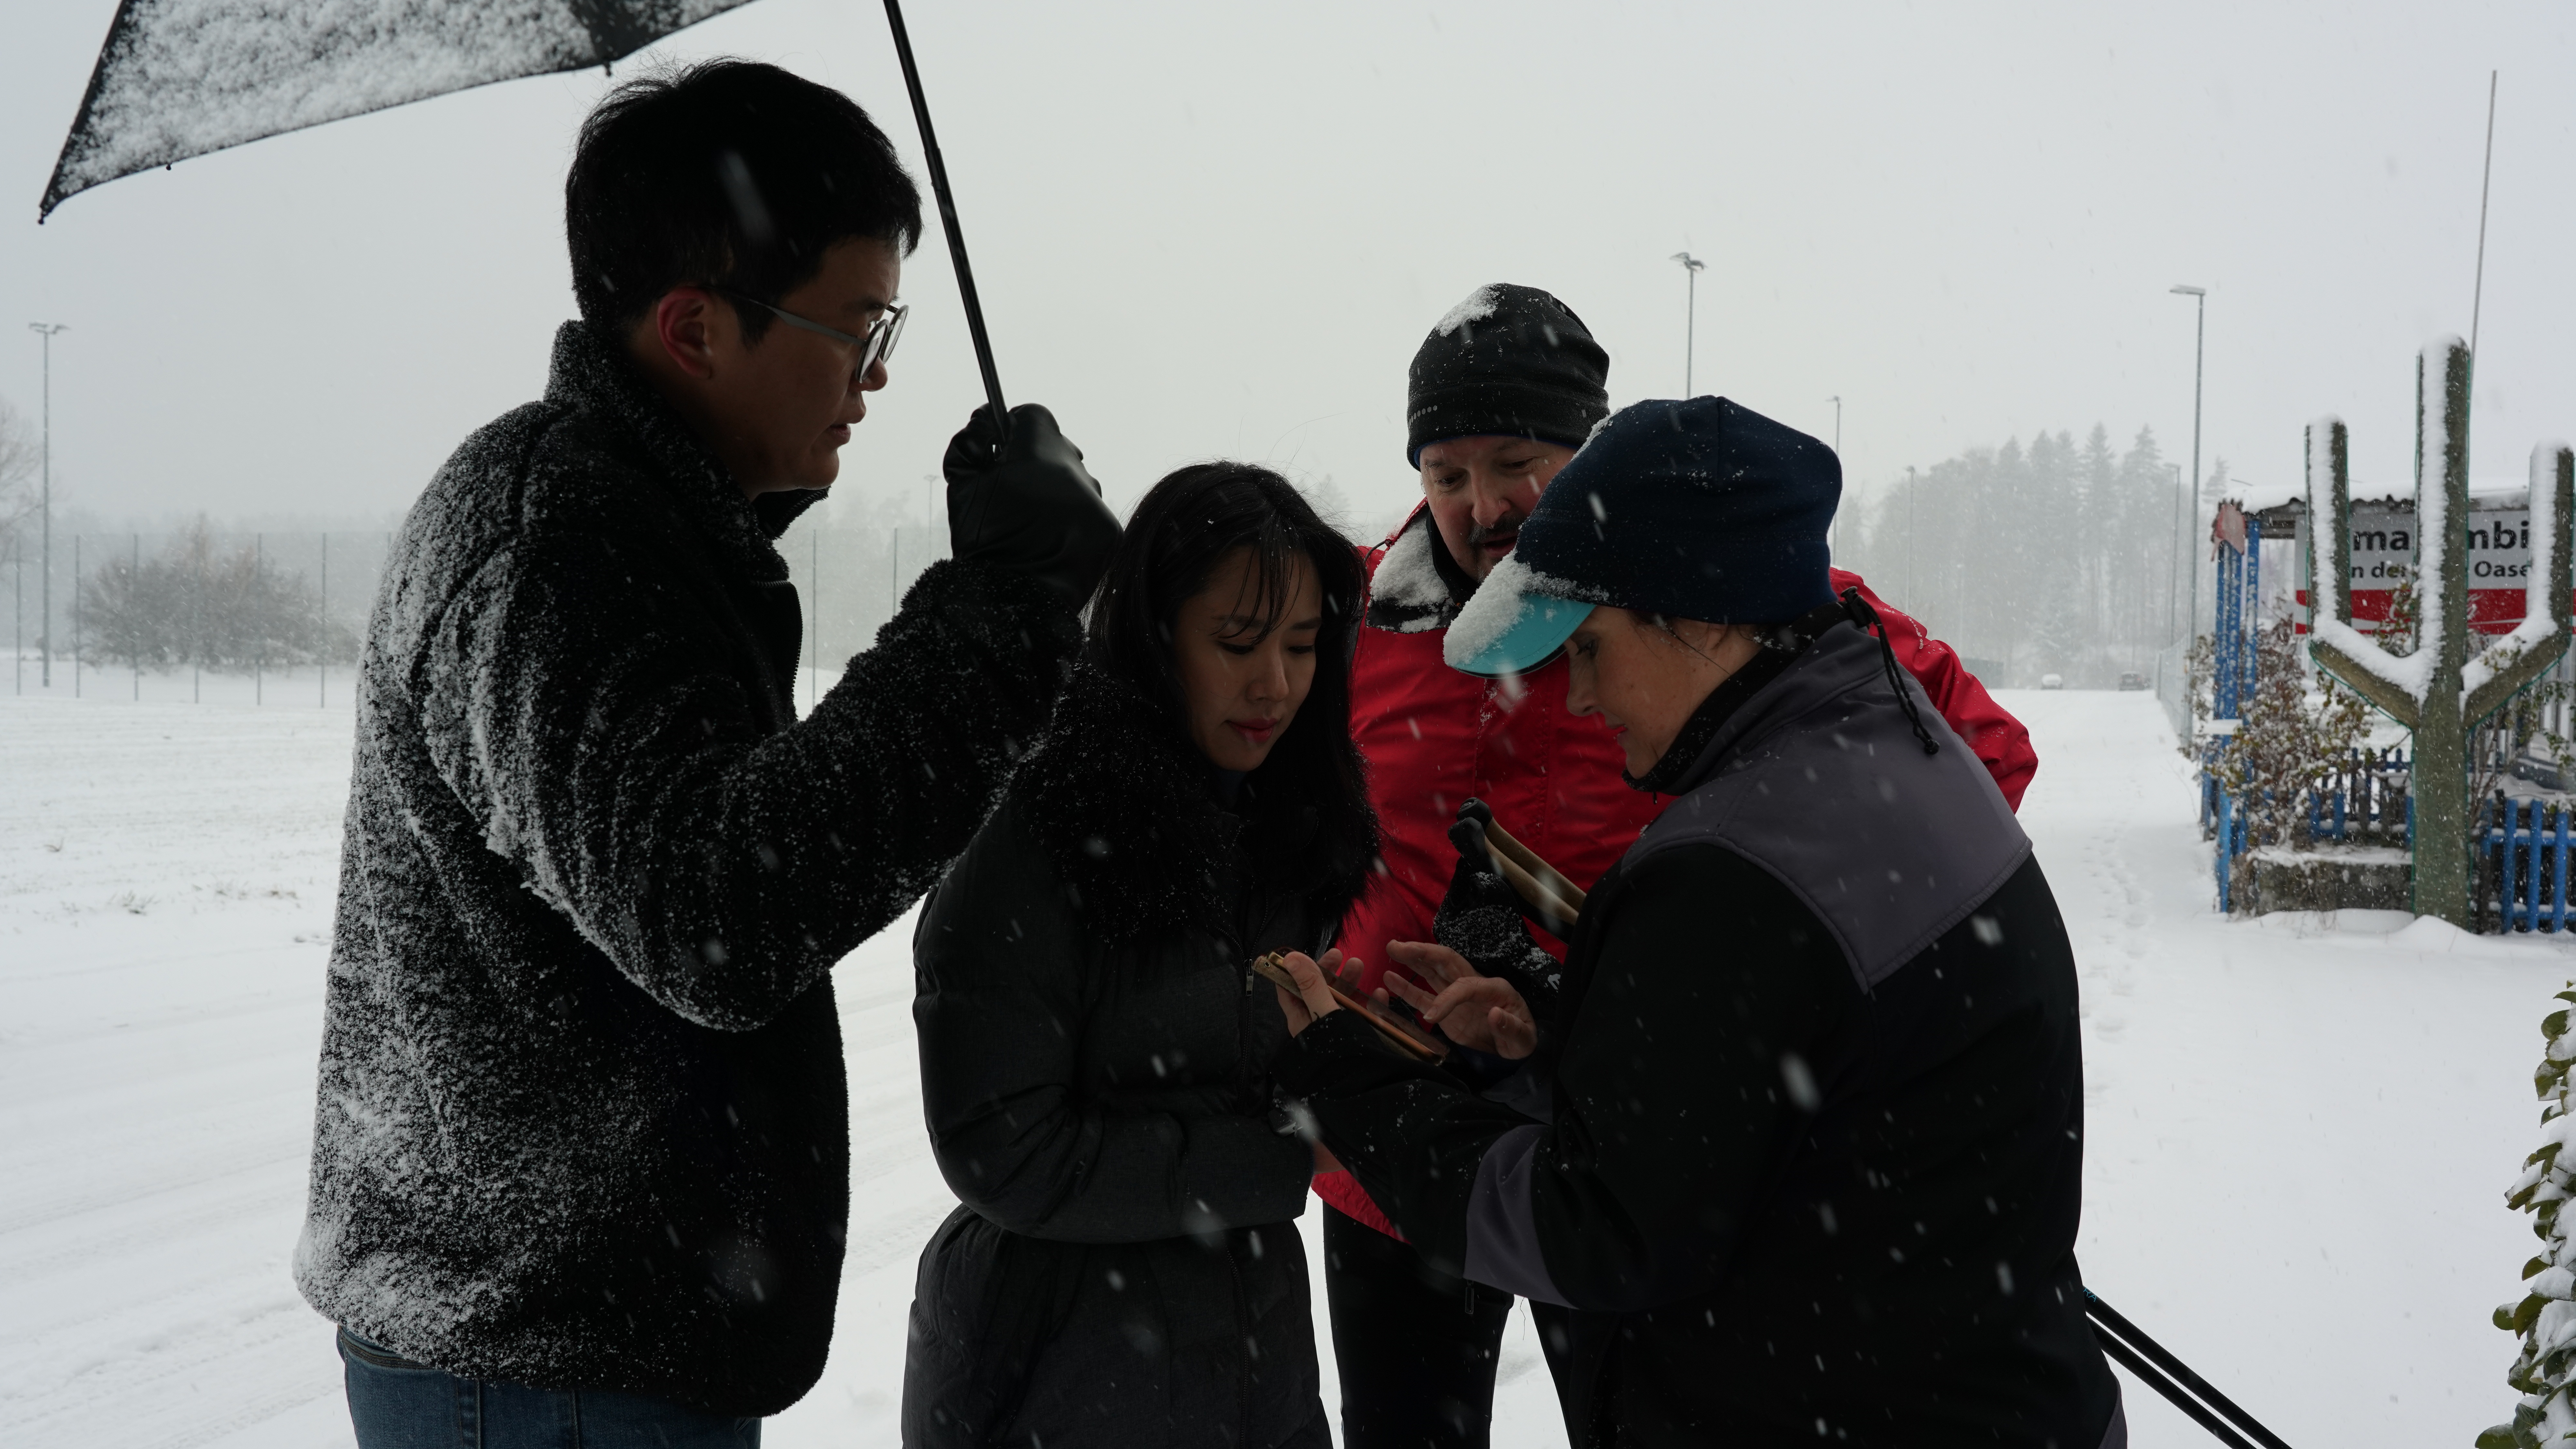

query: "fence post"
(2557, 807), (2570, 933)
(2217, 790), (2235, 912)
(2508, 793), (2521, 932)
(2526, 797), (2543, 931)
(2516, 796), (2530, 933)
(2514, 794), (2535, 928)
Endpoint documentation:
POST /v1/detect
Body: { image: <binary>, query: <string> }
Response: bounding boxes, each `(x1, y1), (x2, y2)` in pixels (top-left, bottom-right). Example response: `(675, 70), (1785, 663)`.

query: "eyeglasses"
(714, 287), (907, 375)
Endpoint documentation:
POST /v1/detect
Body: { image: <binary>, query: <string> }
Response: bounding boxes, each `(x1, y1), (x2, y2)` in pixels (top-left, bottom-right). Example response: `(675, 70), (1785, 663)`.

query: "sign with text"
(2296, 502), (2552, 634)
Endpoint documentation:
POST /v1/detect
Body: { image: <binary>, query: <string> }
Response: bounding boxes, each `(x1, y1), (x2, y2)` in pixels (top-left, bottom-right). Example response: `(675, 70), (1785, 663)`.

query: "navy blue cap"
(1446, 397), (1840, 676)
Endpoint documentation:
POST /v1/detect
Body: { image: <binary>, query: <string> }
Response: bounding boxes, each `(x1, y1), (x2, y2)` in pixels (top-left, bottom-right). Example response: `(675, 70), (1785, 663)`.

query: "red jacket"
(1316, 508), (2036, 1237)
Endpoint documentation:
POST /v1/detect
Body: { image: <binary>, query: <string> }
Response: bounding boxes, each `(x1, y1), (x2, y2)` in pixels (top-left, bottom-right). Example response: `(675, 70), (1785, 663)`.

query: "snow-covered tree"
(0, 395), (38, 565)
(1841, 421), (2177, 686)
(79, 519), (353, 671)
(2488, 985), (2576, 1447)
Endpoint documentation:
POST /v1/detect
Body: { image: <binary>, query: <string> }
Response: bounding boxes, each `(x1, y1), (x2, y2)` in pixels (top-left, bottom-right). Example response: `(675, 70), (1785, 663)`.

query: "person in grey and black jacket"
(903, 463), (1374, 1449)
(299, 62), (1120, 1445)
(1271, 397), (2125, 1448)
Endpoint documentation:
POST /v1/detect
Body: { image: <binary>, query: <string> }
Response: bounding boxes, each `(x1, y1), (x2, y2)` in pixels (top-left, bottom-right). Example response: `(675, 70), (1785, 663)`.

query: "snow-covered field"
(2, 680), (2569, 1447)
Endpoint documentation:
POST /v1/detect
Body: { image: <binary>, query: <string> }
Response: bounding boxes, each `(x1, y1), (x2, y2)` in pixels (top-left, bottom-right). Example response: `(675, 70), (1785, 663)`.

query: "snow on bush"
(2486, 984), (2576, 1448)
(2199, 618), (2372, 911)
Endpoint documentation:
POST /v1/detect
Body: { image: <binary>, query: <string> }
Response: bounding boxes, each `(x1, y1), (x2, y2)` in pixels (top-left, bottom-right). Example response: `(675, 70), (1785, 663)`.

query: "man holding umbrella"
(296, 62), (1117, 1446)
(1317, 284), (2033, 1447)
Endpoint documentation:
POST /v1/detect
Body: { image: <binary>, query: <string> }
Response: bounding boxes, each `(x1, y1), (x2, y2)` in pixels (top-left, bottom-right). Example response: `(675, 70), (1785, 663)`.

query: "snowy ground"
(3, 677), (2570, 1447)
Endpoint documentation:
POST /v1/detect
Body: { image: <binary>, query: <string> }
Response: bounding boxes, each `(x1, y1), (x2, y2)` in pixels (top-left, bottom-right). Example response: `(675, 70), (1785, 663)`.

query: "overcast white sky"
(3, 0), (2572, 538)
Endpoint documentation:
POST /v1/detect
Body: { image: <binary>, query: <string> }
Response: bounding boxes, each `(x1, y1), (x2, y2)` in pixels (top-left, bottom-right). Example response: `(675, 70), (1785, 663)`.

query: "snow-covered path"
(2033, 690), (2567, 1445)
(1, 687), (2567, 1446)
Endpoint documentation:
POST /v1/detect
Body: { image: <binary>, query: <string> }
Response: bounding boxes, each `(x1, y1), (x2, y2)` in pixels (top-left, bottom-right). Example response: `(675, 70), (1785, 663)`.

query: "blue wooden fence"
(2482, 795), (2576, 933)
(2209, 748), (2410, 912)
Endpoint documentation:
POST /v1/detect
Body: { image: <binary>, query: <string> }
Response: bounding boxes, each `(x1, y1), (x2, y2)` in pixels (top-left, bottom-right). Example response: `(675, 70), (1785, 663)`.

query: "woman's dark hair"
(1089, 462), (1374, 871)
(566, 59), (923, 341)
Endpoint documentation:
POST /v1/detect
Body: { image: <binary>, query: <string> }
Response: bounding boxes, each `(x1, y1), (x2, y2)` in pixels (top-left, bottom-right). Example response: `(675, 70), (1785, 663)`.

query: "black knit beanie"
(1406, 284), (1611, 466)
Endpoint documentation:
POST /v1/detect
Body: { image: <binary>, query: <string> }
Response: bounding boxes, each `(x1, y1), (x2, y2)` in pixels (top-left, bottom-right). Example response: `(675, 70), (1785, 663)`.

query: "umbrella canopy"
(43, 0), (1014, 426)
(41, 0), (755, 220)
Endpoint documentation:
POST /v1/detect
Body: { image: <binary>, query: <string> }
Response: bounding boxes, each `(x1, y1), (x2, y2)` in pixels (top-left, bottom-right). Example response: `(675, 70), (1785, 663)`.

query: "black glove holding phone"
(1432, 798), (1567, 1023)
(942, 403), (1121, 609)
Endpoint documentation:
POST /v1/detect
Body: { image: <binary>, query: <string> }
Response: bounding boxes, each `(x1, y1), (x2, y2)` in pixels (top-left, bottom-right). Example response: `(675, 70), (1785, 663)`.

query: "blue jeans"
(338, 1326), (761, 1449)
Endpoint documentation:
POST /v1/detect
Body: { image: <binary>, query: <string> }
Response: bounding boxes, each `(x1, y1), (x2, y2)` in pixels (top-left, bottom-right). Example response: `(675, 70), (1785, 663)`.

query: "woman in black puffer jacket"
(901, 462), (1375, 1449)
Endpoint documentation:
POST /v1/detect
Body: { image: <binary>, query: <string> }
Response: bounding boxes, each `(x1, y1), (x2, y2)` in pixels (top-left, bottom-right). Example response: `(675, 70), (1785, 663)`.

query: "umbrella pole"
(880, 0), (1010, 439)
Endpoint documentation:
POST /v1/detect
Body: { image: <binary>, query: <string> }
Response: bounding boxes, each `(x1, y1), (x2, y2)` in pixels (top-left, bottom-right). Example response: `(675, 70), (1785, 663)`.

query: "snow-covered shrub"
(2486, 984), (2576, 1448)
(77, 520), (353, 672)
(2188, 617), (2374, 907)
(2213, 620), (2371, 853)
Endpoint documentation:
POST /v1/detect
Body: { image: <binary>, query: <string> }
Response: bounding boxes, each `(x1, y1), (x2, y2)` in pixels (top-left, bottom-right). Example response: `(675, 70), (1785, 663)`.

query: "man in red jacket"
(1320, 283), (2036, 1449)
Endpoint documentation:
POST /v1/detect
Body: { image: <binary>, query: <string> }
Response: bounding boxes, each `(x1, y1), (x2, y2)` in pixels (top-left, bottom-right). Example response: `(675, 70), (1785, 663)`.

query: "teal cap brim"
(1449, 594), (1596, 677)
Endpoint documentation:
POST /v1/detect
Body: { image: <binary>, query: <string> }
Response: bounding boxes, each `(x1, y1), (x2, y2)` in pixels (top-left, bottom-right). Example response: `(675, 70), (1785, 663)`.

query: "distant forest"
(1835, 424), (2220, 688)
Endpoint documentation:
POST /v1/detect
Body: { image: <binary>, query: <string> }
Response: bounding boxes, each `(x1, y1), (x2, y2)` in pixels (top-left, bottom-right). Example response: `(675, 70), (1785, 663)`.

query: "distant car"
(2041, 674), (2065, 691)
(2118, 671), (2149, 691)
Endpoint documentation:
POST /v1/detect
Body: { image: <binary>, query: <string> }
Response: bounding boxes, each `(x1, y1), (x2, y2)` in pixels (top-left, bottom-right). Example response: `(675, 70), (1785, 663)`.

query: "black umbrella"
(41, 0), (1011, 423)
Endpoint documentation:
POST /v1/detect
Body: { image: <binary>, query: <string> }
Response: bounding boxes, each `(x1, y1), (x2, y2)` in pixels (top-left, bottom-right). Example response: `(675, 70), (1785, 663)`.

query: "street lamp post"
(27, 323), (66, 688)
(2170, 286), (2206, 639)
(1827, 396), (1843, 552)
(1905, 464), (1918, 603)
(1671, 252), (1707, 395)
(2167, 462), (2184, 646)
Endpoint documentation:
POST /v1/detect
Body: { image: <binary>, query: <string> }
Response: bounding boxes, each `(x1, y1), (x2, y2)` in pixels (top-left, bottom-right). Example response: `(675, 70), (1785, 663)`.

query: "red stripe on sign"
(2291, 588), (2573, 635)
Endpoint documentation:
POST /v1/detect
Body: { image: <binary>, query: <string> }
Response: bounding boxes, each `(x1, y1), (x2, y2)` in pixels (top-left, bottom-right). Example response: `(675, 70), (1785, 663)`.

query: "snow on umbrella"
(40, 0), (1013, 423)
(40, 0), (754, 221)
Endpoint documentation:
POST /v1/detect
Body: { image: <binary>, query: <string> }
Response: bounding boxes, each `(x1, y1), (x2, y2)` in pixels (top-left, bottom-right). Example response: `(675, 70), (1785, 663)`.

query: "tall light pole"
(28, 323), (66, 687)
(1827, 396), (1843, 552)
(1671, 252), (1706, 396)
(1905, 464), (1919, 603)
(2170, 286), (2206, 639)
(2166, 462), (2184, 644)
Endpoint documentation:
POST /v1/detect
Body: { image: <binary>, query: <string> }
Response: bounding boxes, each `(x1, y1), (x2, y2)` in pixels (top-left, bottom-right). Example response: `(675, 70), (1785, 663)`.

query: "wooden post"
(2416, 343), (2473, 922)
(2556, 808), (2570, 933)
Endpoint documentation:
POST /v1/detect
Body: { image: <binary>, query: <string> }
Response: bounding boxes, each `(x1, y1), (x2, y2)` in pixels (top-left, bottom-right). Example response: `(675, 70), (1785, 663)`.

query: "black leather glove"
(1433, 799), (1566, 1023)
(942, 403), (1122, 609)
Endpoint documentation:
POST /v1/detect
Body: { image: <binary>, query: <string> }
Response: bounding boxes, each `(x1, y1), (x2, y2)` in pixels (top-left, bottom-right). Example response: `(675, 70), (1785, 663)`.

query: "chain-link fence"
(4, 523), (948, 710)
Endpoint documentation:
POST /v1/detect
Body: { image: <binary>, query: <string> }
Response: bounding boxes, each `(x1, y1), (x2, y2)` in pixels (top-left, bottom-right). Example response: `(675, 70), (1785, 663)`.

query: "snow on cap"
(1433, 285), (1502, 336)
(1444, 550), (1603, 677)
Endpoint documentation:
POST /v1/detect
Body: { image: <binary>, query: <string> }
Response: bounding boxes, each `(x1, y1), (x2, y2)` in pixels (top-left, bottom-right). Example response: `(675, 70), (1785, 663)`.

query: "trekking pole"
(880, 0), (1010, 441)
(2083, 1290), (2294, 1449)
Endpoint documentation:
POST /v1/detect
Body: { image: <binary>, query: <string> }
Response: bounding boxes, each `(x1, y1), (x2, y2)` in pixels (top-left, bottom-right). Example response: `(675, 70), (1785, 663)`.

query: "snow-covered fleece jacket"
(294, 320), (1080, 1416)
(1279, 622), (2121, 1446)
(1318, 507), (2035, 1235)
